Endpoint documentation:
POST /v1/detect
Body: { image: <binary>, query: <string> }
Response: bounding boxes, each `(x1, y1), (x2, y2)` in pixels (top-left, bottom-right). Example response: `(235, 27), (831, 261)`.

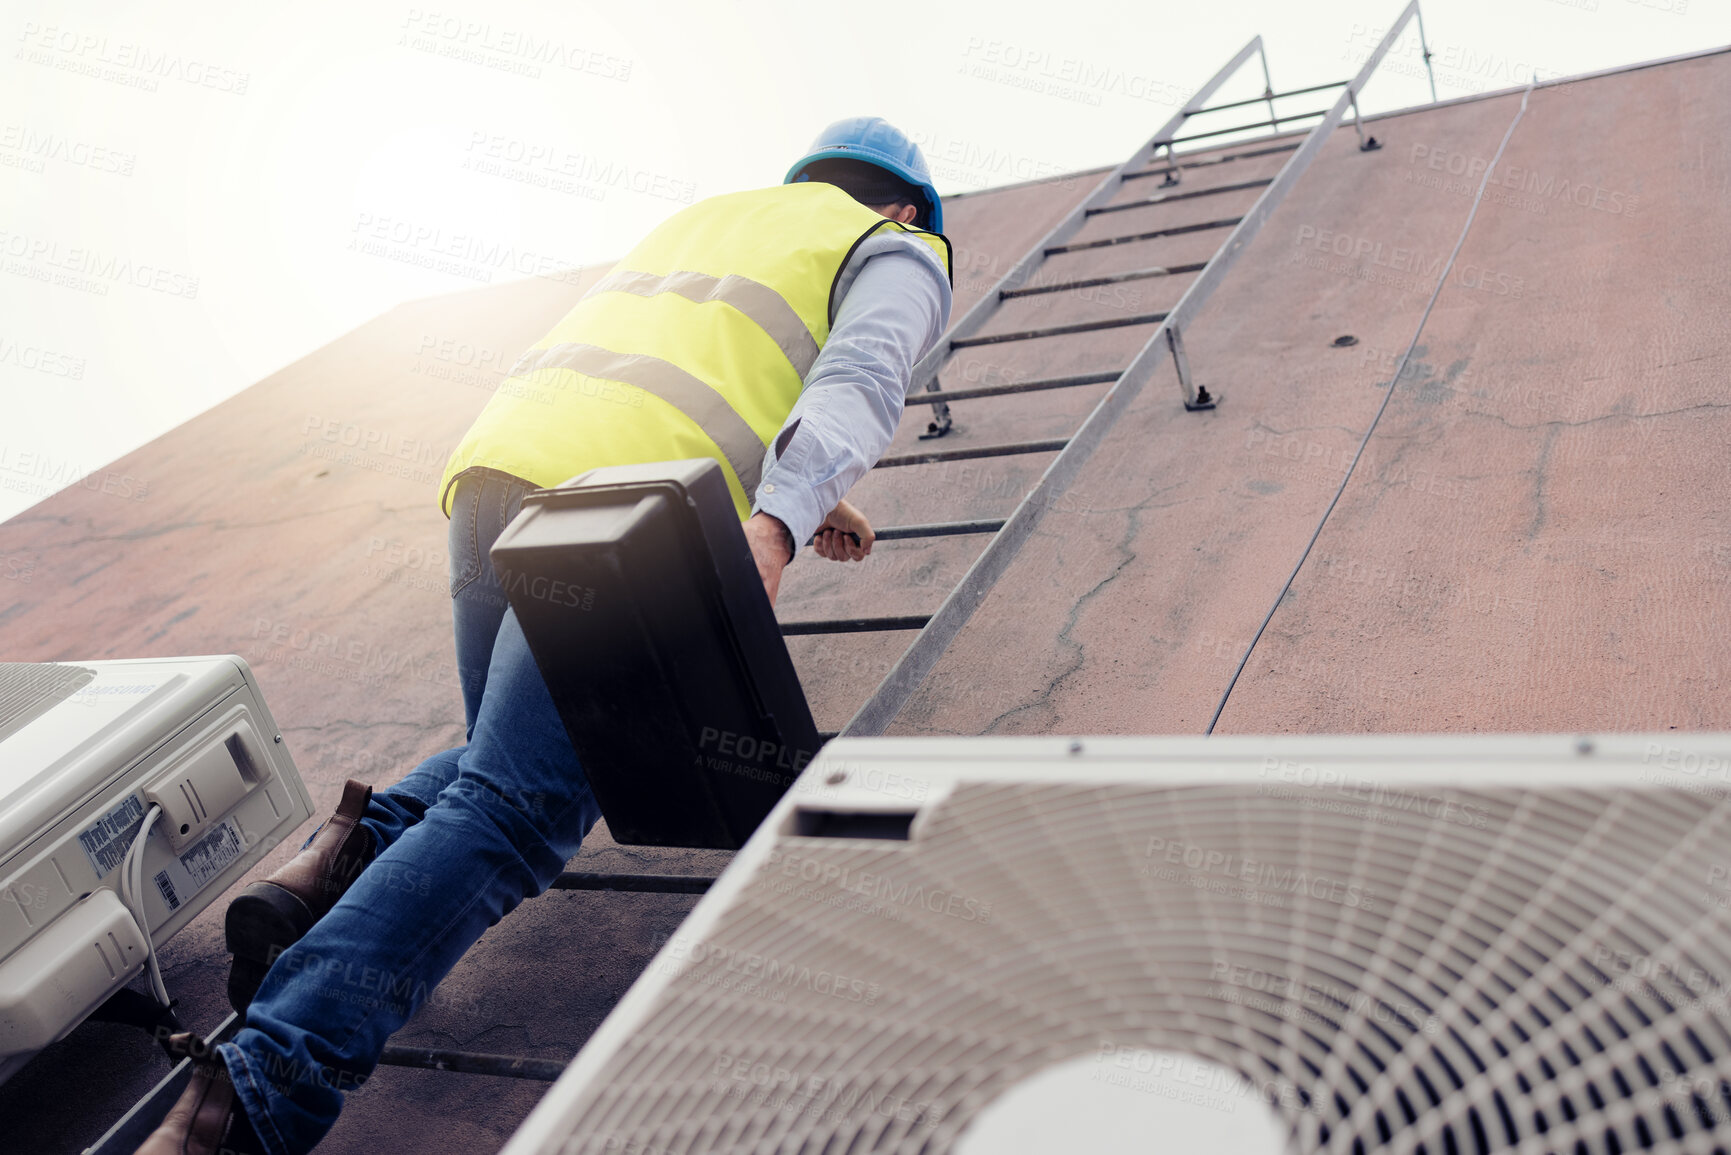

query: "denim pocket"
(447, 477), (484, 598)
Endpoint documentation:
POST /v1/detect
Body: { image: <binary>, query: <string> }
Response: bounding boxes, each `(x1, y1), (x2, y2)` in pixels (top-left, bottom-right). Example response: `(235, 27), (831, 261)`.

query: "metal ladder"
(778, 3), (1436, 740)
(84, 8), (1437, 1151)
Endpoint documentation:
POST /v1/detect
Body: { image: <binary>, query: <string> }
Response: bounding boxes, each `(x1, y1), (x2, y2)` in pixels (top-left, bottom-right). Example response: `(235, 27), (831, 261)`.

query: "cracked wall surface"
(4, 50), (1729, 1155)
(883, 53), (1731, 737)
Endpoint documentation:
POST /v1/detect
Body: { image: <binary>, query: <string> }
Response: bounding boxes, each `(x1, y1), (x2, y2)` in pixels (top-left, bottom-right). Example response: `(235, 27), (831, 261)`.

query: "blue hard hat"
(785, 116), (943, 235)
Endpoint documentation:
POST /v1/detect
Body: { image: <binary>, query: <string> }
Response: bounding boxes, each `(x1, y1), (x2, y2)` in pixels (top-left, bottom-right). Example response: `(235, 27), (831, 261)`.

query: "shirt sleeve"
(749, 233), (952, 554)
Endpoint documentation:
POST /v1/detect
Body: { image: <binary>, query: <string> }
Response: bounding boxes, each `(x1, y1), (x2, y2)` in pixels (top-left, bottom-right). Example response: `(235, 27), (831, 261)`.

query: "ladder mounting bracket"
(1167, 324), (1217, 412)
(917, 392), (953, 439)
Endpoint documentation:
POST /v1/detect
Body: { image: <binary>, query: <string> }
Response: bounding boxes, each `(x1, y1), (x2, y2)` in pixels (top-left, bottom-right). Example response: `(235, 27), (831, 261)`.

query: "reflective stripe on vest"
(582, 269), (822, 378)
(508, 342), (769, 494)
(439, 182), (953, 517)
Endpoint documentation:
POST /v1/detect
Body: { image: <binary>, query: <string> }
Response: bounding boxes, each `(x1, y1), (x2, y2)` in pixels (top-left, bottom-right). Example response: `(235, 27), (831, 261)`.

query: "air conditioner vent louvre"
(541, 780), (1731, 1154)
(0, 663), (96, 744)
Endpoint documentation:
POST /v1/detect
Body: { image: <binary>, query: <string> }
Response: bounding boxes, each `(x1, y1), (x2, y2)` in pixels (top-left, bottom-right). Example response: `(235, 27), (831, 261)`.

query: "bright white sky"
(2, 0), (1723, 523)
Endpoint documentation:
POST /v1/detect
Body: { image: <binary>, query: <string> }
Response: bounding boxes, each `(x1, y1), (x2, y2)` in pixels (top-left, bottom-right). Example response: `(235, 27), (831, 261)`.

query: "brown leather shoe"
(133, 1033), (264, 1155)
(225, 779), (375, 1013)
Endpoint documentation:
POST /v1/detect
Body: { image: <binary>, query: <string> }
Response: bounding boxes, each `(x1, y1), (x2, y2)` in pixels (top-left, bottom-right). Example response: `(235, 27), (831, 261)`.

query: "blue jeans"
(220, 470), (602, 1155)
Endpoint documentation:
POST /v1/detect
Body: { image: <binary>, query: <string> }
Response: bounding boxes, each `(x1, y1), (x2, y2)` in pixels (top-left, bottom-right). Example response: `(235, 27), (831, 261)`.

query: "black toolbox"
(489, 459), (822, 849)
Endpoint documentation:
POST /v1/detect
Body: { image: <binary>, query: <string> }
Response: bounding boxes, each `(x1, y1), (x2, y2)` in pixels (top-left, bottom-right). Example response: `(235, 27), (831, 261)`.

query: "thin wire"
(121, 803), (172, 1006)
(1204, 75), (1537, 735)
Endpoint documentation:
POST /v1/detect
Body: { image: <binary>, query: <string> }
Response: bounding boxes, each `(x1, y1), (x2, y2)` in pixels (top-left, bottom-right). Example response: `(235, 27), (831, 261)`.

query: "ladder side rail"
(911, 35), (1267, 398)
(841, 2), (1427, 738)
(1162, 0), (1423, 403)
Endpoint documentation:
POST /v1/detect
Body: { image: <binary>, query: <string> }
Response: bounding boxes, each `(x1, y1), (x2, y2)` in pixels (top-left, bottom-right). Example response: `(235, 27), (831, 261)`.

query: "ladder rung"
(1166, 109), (1324, 145)
(1002, 264), (1206, 299)
(781, 615), (931, 635)
(549, 871), (717, 894)
(950, 312), (1167, 348)
(377, 1047), (568, 1081)
(876, 519), (1005, 540)
(1047, 219), (1240, 256)
(803, 519), (1007, 546)
(1196, 80), (1348, 115)
(1087, 178), (1272, 215)
(913, 372), (1121, 402)
(1122, 141), (1299, 181)
(875, 438), (1068, 468)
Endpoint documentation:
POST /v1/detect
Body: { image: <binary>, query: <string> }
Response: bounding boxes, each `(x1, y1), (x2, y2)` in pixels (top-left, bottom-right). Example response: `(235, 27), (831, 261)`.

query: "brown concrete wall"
(6, 50), (1727, 1152)
(885, 53), (1731, 738)
(1219, 52), (1731, 733)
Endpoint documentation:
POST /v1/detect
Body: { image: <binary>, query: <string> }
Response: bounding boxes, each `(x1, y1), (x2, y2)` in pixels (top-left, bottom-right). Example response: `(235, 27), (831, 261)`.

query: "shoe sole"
(224, 882), (315, 1014)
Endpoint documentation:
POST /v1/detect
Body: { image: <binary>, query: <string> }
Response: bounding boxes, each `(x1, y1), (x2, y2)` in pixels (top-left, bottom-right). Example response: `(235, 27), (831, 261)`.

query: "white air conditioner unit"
(0, 656), (313, 1084)
(504, 733), (1731, 1155)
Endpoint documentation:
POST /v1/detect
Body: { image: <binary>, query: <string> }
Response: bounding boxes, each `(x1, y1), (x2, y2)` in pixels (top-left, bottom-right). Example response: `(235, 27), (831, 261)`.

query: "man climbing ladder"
(137, 116), (952, 1155)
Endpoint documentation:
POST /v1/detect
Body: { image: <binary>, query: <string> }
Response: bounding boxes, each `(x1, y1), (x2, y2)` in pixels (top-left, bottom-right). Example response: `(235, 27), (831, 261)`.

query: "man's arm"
(746, 236), (952, 595)
(743, 513), (795, 605)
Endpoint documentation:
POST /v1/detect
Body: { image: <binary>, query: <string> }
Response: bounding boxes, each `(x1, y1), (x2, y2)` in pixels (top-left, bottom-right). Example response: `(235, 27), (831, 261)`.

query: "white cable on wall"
(1204, 74), (1539, 735)
(120, 803), (171, 1007)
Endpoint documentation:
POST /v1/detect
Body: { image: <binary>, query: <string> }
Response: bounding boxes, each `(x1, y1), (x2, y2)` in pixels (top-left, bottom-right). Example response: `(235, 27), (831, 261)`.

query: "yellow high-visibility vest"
(439, 182), (952, 517)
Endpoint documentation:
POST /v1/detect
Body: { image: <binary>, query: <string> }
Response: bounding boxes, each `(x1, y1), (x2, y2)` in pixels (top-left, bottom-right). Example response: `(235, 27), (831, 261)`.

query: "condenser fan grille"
(546, 778), (1731, 1154)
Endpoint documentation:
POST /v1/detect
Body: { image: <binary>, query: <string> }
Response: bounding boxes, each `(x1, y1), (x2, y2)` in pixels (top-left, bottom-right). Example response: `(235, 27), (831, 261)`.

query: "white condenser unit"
(0, 656), (313, 1084)
(504, 733), (1731, 1155)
